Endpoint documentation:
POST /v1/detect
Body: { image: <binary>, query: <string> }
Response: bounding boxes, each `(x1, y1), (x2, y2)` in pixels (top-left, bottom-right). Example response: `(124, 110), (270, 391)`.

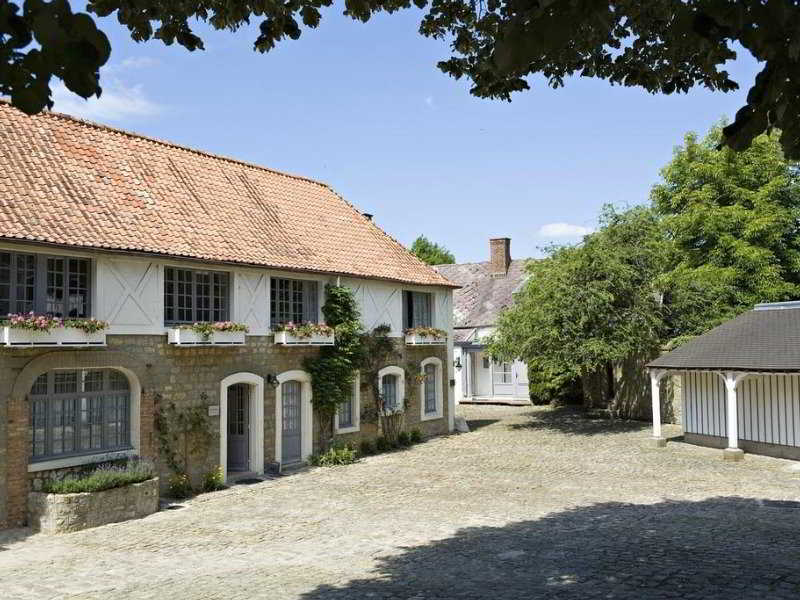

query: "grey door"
(282, 381), (302, 464)
(227, 383), (250, 472)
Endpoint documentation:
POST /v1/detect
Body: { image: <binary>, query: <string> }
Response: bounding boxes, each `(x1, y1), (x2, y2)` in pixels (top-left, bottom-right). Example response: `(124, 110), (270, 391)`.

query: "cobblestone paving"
(2, 405), (800, 599)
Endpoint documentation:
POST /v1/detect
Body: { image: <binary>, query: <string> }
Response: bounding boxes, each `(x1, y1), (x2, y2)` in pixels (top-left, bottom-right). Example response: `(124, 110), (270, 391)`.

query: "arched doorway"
(219, 373), (264, 481)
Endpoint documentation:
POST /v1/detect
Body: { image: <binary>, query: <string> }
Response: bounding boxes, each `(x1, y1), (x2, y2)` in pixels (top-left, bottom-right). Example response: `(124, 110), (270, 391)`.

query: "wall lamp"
(266, 373), (280, 388)
(454, 357), (462, 371)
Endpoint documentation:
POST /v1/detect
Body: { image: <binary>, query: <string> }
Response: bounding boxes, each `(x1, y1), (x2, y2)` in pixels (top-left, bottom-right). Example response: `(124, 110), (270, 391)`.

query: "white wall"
(684, 372), (800, 448)
(0, 241), (450, 338)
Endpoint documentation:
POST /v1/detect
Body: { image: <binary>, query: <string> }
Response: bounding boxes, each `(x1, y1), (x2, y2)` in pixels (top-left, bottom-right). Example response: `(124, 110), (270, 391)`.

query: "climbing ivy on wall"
(154, 392), (217, 477)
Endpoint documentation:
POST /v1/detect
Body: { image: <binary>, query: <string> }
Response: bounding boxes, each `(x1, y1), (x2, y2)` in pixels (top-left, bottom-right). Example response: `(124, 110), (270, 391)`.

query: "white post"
(723, 372), (745, 461)
(649, 370), (666, 447)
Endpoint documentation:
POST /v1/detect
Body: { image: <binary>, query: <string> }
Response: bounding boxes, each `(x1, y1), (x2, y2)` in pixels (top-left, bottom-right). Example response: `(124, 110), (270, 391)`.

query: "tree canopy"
(410, 235), (456, 265)
(489, 125), (800, 379)
(3, 1), (800, 157)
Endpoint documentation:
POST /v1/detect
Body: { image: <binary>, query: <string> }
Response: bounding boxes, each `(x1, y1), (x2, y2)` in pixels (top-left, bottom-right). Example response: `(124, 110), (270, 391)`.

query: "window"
(0, 251), (91, 318)
(29, 369), (131, 462)
(336, 374), (360, 433)
(164, 267), (230, 324)
(270, 278), (319, 326)
(420, 357), (443, 420)
(493, 361), (512, 384)
(382, 374), (398, 412)
(424, 363), (437, 414)
(402, 291), (433, 329)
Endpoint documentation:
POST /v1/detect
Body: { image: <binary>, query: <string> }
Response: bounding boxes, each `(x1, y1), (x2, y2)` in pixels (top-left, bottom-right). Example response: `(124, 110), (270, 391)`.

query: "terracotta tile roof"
(434, 259), (530, 327)
(0, 101), (456, 288)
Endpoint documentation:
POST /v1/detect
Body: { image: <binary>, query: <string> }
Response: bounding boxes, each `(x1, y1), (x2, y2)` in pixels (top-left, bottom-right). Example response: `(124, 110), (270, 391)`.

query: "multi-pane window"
(29, 369), (131, 462)
(382, 374), (398, 412)
(164, 267), (230, 324)
(403, 291), (433, 329)
(270, 278), (319, 326)
(0, 251), (90, 318)
(338, 390), (354, 429)
(424, 363), (437, 414)
(493, 361), (512, 384)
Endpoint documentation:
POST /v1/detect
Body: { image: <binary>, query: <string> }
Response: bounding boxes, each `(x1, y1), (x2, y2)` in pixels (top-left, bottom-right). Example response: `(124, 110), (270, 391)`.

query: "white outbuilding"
(648, 301), (800, 461)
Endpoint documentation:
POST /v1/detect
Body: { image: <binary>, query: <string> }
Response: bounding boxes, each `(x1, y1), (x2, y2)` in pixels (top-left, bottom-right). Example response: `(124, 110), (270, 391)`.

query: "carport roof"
(648, 302), (800, 372)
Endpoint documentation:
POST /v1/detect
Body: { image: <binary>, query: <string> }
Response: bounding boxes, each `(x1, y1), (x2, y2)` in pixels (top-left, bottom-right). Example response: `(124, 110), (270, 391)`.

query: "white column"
(650, 370), (663, 439)
(723, 372), (740, 450)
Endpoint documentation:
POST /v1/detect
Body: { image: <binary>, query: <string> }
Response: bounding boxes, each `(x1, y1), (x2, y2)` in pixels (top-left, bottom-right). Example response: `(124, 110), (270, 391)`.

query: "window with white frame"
(270, 278), (319, 326)
(29, 369), (131, 462)
(402, 291), (433, 329)
(164, 266), (230, 324)
(378, 366), (405, 413)
(0, 251), (91, 318)
(420, 357), (443, 420)
(336, 373), (360, 433)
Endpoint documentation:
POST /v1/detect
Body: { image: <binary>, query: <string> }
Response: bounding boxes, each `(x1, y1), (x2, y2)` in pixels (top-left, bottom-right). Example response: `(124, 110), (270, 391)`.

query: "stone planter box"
(405, 333), (447, 346)
(167, 328), (245, 346)
(274, 330), (335, 346)
(2, 326), (106, 347)
(28, 477), (159, 534)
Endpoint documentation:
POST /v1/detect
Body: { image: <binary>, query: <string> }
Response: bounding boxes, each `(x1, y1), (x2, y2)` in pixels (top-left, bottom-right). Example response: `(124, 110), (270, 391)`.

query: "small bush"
(167, 472), (193, 499)
(309, 443), (358, 467)
(409, 428), (423, 444)
(397, 431), (412, 447)
(41, 458), (154, 494)
(375, 436), (392, 453)
(359, 439), (376, 456)
(201, 466), (226, 492)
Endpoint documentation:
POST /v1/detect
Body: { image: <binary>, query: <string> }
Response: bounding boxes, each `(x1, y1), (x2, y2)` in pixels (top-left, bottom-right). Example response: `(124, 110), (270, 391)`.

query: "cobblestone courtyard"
(2, 405), (800, 599)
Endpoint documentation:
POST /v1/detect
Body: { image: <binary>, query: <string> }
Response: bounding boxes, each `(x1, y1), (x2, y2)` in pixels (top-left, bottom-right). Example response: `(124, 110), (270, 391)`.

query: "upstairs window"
(0, 251), (91, 318)
(164, 267), (230, 324)
(270, 278), (319, 326)
(403, 291), (433, 329)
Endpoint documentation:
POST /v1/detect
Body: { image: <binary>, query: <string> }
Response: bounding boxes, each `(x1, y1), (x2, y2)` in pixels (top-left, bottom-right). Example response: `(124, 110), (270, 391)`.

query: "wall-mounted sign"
(208, 405), (220, 417)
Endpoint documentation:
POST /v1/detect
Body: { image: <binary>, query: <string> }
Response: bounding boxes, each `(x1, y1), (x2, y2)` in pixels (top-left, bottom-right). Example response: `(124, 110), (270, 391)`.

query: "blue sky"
(53, 6), (761, 263)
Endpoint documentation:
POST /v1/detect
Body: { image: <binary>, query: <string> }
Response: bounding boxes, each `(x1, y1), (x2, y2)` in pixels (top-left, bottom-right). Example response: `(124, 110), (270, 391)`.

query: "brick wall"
(0, 335), (450, 528)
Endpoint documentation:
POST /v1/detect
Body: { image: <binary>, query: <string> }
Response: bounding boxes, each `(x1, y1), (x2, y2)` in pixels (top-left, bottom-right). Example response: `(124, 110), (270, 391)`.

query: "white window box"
(167, 328), (246, 346)
(274, 331), (335, 346)
(405, 333), (447, 346)
(2, 326), (106, 347)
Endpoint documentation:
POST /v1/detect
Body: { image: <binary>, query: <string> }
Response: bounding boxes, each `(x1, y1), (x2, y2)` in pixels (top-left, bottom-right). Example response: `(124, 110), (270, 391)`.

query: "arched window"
(29, 369), (132, 461)
(378, 366), (405, 414)
(420, 357), (443, 420)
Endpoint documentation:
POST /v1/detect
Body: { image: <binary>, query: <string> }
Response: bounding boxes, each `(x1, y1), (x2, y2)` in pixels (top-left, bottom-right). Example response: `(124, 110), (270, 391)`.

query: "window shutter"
(304, 280), (319, 323)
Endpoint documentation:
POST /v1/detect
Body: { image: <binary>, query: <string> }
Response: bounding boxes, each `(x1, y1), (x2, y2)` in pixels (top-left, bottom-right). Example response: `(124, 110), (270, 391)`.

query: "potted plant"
(274, 322), (335, 345)
(167, 321), (248, 346)
(1, 313), (108, 347)
(404, 326), (447, 345)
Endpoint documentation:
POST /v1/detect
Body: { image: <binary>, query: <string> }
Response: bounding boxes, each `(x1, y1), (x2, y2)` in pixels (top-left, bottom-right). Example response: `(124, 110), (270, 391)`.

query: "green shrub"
(359, 439), (376, 456)
(167, 472), (193, 499)
(309, 443), (358, 467)
(397, 431), (412, 447)
(409, 428), (423, 444)
(41, 459), (154, 494)
(375, 436), (391, 453)
(201, 466), (226, 492)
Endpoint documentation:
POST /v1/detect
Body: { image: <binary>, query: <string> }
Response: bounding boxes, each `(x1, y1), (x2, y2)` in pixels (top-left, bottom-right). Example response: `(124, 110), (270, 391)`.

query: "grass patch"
(41, 458), (155, 494)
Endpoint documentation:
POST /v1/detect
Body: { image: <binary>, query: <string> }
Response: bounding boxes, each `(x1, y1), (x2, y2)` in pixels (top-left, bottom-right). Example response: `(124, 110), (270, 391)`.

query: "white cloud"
(52, 80), (163, 122)
(538, 222), (594, 238)
(120, 56), (159, 70)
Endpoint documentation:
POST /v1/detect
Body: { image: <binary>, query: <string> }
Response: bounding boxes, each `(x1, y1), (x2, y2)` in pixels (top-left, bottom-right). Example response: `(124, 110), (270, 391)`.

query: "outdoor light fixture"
(266, 373), (280, 388)
(454, 357), (462, 371)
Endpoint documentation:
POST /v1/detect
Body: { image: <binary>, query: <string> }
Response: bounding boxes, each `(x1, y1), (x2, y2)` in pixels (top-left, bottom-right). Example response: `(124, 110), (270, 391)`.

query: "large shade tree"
(489, 125), (800, 392)
(3, 1), (800, 157)
(410, 235), (456, 265)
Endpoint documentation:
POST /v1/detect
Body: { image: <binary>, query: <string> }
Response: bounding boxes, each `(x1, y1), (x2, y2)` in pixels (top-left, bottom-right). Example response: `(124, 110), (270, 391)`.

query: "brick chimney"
(490, 237), (511, 277)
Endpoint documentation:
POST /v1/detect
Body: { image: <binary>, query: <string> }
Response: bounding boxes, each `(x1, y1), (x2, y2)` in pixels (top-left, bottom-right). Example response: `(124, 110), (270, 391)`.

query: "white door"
(492, 361), (514, 396)
(513, 361), (529, 399)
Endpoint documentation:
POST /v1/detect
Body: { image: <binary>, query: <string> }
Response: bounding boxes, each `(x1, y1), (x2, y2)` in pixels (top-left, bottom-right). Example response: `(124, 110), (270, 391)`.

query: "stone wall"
(0, 334), (451, 528)
(28, 477), (159, 534)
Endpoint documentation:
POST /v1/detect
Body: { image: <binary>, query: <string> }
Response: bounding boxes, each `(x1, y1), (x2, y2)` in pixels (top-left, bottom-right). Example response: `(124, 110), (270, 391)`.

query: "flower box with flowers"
(273, 322), (335, 346)
(167, 322), (248, 346)
(404, 327), (447, 346)
(1, 314), (108, 347)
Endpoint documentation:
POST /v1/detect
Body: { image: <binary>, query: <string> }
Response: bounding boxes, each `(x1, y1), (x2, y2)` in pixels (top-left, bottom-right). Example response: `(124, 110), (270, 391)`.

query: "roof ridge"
(0, 98), (331, 191)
